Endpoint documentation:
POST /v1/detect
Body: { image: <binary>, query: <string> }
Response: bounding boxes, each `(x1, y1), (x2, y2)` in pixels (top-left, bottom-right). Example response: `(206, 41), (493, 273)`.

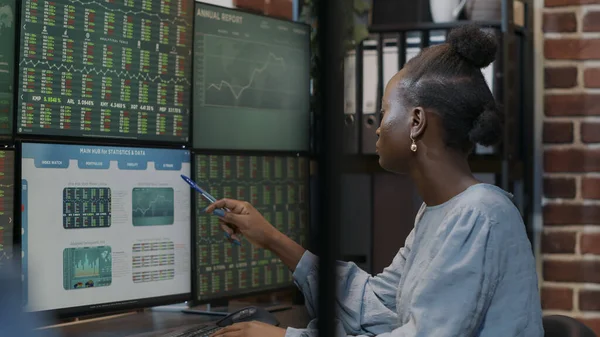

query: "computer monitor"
(193, 3), (311, 151)
(193, 153), (309, 302)
(0, 0), (15, 137)
(0, 149), (14, 272)
(21, 142), (191, 316)
(16, 0), (193, 142)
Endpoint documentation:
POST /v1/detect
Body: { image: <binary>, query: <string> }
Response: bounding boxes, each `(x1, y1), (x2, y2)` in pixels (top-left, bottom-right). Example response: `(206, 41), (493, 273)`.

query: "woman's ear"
(410, 107), (427, 139)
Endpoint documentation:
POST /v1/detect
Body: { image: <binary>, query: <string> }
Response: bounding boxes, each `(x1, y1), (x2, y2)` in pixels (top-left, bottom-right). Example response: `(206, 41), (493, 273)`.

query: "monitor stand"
(182, 295), (293, 317)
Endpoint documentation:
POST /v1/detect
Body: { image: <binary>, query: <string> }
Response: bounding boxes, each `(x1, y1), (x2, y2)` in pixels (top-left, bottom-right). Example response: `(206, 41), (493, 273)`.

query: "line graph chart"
(0, 251), (12, 263)
(206, 52), (286, 100)
(191, 7), (310, 151)
(192, 3), (310, 151)
(19, 60), (192, 86)
(132, 187), (174, 226)
(197, 34), (307, 111)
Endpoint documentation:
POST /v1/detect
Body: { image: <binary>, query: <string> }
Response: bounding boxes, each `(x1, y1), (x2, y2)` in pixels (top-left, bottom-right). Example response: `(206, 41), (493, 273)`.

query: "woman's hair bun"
(448, 25), (498, 68)
(468, 105), (504, 147)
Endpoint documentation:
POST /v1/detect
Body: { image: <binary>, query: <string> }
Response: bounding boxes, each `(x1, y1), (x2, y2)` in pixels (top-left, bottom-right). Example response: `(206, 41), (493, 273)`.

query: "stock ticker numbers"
(0, 150), (14, 271)
(18, 0), (193, 142)
(194, 154), (309, 298)
(0, 0), (15, 136)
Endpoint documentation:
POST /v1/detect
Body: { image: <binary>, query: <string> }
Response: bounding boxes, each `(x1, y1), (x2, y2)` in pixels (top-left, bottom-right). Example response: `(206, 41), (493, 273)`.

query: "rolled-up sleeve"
(288, 209), (502, 337)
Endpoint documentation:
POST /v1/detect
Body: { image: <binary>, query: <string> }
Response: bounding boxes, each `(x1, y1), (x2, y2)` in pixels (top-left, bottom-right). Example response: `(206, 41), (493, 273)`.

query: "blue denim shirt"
(285, 184), (544, 337)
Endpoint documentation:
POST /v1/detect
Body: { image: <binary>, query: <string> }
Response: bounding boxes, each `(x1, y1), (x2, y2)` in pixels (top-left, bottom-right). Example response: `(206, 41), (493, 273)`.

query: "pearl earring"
(410, 134), (417, 152)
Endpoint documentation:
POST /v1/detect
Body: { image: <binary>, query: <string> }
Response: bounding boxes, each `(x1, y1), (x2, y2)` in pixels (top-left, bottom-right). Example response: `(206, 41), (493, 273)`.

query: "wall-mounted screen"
(194, 153), (309, 301)
(193, 3), (310, 151)
(17, 0), (193, 142)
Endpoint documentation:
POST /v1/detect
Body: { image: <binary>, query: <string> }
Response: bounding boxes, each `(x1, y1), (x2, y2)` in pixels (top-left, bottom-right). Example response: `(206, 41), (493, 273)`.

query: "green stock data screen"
(0, 150), (14, 272)
(0, 0), (15, 136)
(17, 0), (193, 142)
(62, 187), (111, 229)
(193, 3), (311, 151)
(194, 154), (309, 301)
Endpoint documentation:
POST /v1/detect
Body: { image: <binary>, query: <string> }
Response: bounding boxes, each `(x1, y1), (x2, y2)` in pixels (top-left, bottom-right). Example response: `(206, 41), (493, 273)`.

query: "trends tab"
(17, 0), (193, 142)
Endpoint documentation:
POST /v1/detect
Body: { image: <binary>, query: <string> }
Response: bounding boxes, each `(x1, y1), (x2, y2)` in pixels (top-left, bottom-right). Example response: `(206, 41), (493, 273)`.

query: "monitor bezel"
(191, 1), (313, 153)
(13, 0), (195, 146)
(189, 148), (311, 305)
(17, 139), (194, 320)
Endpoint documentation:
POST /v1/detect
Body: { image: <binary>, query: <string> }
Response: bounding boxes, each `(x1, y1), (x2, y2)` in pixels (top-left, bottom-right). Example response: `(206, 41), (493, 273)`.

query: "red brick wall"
(542, 0), (600, 333)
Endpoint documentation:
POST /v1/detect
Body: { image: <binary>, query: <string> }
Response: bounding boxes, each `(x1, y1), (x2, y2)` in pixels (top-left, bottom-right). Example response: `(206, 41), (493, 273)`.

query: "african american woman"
(207, 25), (544, 337)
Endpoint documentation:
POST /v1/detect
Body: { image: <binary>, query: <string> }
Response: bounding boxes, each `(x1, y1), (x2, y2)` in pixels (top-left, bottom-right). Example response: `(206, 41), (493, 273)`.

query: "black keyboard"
(161, 325), (222, 337)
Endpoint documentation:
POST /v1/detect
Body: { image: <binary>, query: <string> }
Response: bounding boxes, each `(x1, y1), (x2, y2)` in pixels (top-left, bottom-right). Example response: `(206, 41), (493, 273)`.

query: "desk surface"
(52, 305), (310, 337)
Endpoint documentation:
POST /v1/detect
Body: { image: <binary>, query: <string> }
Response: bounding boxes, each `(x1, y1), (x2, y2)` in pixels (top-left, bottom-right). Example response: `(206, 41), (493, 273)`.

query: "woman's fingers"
(220, 223), (234, 235)
(220, 223), (242, 243)
(205, 198), (244, 213)
(210, 323), (247, 337)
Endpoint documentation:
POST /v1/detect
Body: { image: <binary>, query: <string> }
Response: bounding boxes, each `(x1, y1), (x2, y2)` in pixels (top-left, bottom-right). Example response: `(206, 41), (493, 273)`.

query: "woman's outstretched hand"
(205, 198), (279, 249)
(205, 198), (307, 272)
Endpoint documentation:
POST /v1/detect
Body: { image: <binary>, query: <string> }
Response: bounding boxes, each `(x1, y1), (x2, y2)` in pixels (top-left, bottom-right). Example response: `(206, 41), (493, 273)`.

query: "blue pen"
(181, 174), (220, 209)
(180, 175), (241, 246)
